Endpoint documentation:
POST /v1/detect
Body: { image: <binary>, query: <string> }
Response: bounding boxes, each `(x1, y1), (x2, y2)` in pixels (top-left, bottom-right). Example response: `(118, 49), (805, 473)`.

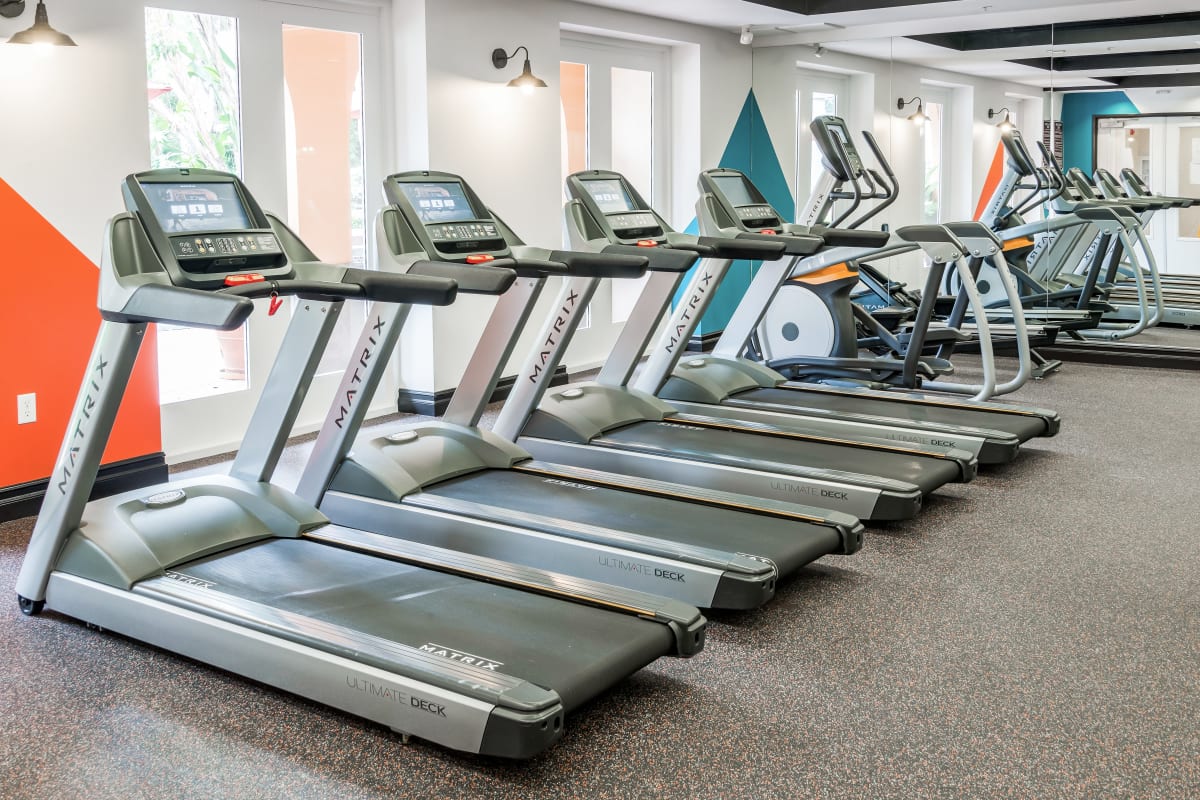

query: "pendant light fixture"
(7, 1), (76, 47)
(492, 45), (547, 94)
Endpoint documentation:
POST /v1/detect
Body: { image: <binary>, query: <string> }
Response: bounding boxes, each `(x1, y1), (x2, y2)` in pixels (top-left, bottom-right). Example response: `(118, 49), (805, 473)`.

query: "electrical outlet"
(17, 393), (36, 424)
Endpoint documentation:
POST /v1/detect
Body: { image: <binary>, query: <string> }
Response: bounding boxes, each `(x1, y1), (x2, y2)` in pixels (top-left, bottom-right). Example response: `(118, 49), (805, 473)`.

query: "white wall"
(752, 42), (1047, 287)
(402, 0), (752, 391)
(0, 1), (149, 258)
(1124, 88), (1200, 114)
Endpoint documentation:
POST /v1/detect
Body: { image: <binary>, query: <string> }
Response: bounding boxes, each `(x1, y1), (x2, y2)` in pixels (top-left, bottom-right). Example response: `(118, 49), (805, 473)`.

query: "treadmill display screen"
(143, 182), (254, 233)
(583, 179), (636, 213)
(713, 175), (758, 207)
(399, 182), (479, 223)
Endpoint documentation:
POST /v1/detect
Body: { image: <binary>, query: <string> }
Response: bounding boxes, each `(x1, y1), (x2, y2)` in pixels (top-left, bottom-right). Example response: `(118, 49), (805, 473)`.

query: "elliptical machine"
(750, 116), (1034, 398)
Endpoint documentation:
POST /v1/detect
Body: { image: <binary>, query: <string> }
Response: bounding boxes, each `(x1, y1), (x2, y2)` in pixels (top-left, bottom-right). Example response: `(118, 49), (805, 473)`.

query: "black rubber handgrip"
(347, 270), (459, 305)
(221, 273), (458, 306)
(505, 258), (571, 278)
(408, 260), (516, 295)
(809, 226), (890, 248)
(551, 248), (650, 277)
(665, 241), (717, 257)
(942, 221), (1002, 247)
(734, 231), (823, 256)
(598, 244), (696, 273)
(895, 224), (962, 245)
(1074, 206), (1122, 222)
(696, 235), (787, 260)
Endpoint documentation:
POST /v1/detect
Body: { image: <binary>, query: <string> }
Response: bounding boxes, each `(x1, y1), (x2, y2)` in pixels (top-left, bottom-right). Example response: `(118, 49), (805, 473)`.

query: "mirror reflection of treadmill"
(690, 164), (1061, 459)
(487, 168), (990, 524)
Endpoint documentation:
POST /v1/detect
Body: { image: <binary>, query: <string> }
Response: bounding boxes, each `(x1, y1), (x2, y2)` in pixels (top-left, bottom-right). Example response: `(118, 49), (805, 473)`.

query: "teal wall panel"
(677, 89), (792, 339)
(1061, 91), (1138, 174)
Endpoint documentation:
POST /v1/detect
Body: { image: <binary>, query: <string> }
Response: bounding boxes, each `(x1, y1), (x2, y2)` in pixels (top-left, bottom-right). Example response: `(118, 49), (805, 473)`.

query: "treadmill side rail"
(47, 573), (562, 759)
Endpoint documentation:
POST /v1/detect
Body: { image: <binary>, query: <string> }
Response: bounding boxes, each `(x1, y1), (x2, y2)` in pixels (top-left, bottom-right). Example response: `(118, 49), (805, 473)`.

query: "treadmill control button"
(144, 489), (187, 508)
(561, 388), (584, 399)
(386, 431), (419, 444)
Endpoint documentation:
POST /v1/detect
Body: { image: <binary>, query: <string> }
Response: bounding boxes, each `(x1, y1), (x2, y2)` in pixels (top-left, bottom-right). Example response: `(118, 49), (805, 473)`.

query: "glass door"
(1164, 117), (1200, 276)
(795, 70), (848, 212)
(143, 0), (387, 461)
(1096, 117), (1166, 268)
(560, 34), (669, 360)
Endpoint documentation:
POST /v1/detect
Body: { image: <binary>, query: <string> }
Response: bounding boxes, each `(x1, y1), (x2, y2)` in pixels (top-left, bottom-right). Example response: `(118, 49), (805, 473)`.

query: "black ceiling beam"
(1042, 73), (1200, 90)
(913, 12), (1200, 52)
(748, 0), (948, 14)
(1101, 72), (1200, 88)
(1013, 49), (1200, 72)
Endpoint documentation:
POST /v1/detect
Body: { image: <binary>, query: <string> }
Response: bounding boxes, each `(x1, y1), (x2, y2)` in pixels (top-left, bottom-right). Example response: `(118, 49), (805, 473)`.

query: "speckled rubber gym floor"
(2, 353), (1197, 799)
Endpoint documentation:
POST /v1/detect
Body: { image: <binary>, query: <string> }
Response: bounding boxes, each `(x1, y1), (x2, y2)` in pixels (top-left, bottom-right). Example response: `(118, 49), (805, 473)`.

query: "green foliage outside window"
(145, 8), (241, 174)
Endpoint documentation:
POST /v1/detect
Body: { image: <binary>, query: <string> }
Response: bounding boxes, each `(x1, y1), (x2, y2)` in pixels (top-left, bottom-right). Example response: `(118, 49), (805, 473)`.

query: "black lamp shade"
(8, 1), (76, 46)
(507, 58), (548, 91)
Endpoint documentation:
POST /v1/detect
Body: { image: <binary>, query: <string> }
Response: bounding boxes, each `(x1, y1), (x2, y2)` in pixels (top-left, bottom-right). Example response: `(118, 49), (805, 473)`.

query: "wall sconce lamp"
(7, 1), (75, 47)
(897, 96), (927, 125)
(491, 45), (547, 94)
(989, 107), (1014, 132)
(739, 25), (754, 46)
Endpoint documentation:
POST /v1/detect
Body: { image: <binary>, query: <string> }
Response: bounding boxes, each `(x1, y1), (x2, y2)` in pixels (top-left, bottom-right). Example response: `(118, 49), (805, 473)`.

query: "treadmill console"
(122, 169), (290, 289)
(698, 169), (783, 232)
(811, 116), (864, 181)
(384, 172), (511, 260)
(1122, 168), (1150, 195)
(1065, 167), (1101, 199)
(566, 171), (665, 243)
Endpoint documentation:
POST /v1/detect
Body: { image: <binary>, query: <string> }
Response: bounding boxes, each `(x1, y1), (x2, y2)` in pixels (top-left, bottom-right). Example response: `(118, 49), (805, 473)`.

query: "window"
(145, 7), (246, 404)
(795, 71), (848, 214)
(809, 91), (837, 193)
(559, 37), (668, 333)
(922, 99), (945, 223)
(281, 25), (367, 375)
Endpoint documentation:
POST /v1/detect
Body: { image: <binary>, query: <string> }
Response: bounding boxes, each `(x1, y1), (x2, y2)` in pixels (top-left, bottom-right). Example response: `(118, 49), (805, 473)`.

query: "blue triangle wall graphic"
(675, 89), (793, 338)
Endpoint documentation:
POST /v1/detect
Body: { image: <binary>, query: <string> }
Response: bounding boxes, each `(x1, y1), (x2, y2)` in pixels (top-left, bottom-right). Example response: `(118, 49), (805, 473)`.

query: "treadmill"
(292, 170), (864, 611)
(485, 197), (979, 525)
(15, 168), (705, 760)
(684, 160), (1061, 452)
(564, 168), (1032, 464)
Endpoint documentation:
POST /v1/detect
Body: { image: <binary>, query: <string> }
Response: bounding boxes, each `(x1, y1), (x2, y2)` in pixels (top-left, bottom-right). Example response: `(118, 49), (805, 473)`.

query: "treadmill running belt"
(599, 419), (961, 494)
(169, 538), (672, 710)
(740, 387), (1049, 442)
(423, 469), (841, 574)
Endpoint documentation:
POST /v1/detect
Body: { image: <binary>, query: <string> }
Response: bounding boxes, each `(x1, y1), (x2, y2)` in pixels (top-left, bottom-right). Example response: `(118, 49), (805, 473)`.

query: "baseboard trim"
(0, 453), (169, 523)
(396, 366), (570, 416)
(685, 330), (723, 353)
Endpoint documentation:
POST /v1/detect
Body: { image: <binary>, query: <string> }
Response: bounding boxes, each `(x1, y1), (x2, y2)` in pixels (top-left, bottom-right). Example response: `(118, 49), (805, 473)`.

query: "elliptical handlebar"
(847, 131), (899, 229)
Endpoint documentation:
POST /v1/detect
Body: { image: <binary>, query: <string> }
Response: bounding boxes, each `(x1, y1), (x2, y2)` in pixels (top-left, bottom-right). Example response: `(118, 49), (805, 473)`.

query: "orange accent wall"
(974, 142), (1007, 222)
(0, 178), (161, 488)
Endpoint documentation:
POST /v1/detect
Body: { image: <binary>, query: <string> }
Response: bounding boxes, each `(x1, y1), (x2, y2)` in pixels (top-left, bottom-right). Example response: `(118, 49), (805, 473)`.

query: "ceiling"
(573, 0), (1200, 89)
